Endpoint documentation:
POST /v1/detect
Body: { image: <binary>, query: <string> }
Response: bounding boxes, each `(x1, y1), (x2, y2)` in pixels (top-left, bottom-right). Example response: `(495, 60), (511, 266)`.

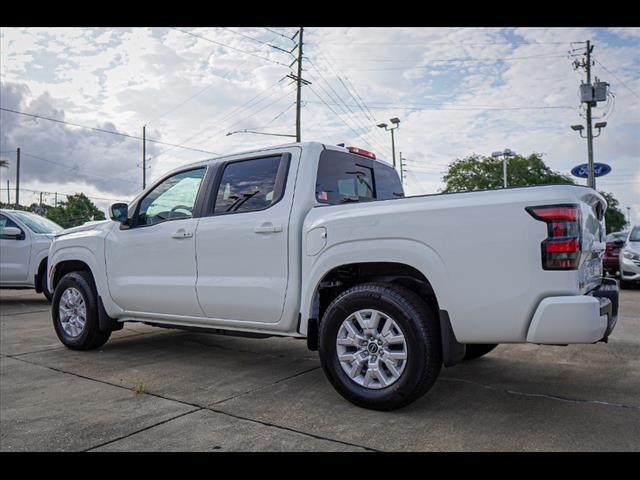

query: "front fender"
(298, 238), (449, 335)
(48, 244), (123, 318)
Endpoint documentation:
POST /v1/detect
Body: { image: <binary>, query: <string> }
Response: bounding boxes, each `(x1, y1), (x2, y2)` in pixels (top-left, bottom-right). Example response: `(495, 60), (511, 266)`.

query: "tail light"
(347, 146), (376, 160)
(526, 204), (581, 270)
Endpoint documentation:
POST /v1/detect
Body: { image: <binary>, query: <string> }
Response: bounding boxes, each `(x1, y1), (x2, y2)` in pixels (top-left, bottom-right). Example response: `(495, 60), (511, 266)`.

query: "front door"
(195, 154), (292, 323)
(105, 167), (207, 317)
(0, 214), (31, 284)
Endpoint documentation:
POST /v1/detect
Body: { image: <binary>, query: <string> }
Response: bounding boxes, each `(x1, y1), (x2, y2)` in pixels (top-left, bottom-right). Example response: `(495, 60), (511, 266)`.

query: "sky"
(0, 27), (638, 225)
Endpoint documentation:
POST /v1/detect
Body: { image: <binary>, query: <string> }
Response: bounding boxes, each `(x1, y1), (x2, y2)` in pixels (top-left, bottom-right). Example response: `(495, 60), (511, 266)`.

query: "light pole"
(226, 130), (296, 138)
(377, 117), (400, 168)
(491, 149), (517, 188)
(571, 122), (607, 189)
(627, 207), (632, 228)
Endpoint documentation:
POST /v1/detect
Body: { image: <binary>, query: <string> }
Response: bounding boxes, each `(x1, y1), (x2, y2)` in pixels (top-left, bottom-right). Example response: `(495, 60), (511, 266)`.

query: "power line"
(305, 70), (391, 156)
(145, 77), (289, 162)
(307, 84), (385, 156)
(19, 152), (139, 186)
(220, 27), (293, 55)
(0, 107), (220, 156)
(305, 57), (391, 154)
(593, 57), (640, 101)
(303, 100), (577, 112)
(171, 27), (290, 67)
(261, 27), (295, 42)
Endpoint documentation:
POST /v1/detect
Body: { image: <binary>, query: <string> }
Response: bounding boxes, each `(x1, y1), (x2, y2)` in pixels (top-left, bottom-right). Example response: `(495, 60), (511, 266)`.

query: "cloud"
(0, 81), (156, 202)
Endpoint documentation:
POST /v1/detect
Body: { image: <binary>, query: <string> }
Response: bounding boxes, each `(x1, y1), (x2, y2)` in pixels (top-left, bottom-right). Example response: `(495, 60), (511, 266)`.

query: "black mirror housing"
(110, 203), (129, 223)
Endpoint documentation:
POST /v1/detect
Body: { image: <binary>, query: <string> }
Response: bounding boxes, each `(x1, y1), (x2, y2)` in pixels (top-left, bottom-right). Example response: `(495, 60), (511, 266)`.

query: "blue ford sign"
(571, 163), (612, 178)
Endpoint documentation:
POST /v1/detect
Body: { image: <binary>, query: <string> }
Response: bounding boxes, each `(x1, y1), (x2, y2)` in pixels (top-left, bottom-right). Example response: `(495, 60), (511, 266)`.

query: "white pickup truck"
(47, 142), (619, 410)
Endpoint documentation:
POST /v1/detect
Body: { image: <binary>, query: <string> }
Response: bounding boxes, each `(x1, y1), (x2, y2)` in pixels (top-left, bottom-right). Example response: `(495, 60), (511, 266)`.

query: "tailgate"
(578, 191), (607, 292)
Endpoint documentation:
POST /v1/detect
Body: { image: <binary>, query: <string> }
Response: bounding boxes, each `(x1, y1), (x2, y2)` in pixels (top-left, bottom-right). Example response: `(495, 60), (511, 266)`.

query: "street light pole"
(377, 117), (400, 169)
(491, 149), (516, 188)
(226, 130), (296, 138)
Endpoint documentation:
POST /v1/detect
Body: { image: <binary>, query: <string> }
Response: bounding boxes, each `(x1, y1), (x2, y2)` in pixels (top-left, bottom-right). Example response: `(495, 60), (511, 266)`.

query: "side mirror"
(1, 226), (23, 238)
(110, 203), (129, 223)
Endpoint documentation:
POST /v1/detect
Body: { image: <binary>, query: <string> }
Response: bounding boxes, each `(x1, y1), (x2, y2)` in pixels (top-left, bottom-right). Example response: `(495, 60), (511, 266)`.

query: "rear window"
(315, 150), (404, 205)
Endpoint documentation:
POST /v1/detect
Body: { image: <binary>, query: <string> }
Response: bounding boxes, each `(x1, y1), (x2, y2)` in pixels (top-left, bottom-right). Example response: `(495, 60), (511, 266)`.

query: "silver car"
(620, 225), (640, 288)
(0, 209), (63, 300)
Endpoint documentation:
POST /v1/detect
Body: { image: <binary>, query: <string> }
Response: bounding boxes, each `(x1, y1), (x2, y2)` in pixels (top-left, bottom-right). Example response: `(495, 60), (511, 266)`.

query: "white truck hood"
(55, 220), (112, 237)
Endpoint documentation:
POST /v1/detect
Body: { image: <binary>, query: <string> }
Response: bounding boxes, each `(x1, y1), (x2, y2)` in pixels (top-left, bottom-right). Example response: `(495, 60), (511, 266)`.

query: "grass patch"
(134, 382), (147, 394)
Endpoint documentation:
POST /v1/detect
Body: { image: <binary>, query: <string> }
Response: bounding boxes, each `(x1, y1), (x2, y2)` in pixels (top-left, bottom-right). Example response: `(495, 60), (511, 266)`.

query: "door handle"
(253, 223), (283, 234)
(171, 229), (193, 239)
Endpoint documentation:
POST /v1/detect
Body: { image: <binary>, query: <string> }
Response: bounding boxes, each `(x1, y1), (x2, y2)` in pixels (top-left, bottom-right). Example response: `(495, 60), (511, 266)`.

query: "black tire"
(318, 282), (442, 411)
(41, 272), (52, 302)
(463, 343), (498, 361)
(52, 271), (111, 350)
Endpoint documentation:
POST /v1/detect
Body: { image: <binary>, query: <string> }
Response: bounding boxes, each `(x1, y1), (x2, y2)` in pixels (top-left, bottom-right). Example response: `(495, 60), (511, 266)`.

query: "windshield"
(630, 227), (640, 242)
(12, 211), (63, 234)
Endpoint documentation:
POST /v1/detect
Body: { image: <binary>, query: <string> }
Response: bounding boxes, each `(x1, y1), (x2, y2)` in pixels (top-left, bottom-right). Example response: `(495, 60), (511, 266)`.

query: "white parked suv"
(619, 225), (640, 289)
(1, 209), (63, 300)
(47, 142), (619, 410)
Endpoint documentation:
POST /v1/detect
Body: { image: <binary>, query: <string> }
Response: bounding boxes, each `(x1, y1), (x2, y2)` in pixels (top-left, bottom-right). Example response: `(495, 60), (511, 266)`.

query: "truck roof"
(179, 141), (394, 169)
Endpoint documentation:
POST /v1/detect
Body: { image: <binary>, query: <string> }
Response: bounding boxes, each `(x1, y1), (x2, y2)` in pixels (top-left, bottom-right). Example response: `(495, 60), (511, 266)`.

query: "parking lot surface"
(1, 287), (639, 451)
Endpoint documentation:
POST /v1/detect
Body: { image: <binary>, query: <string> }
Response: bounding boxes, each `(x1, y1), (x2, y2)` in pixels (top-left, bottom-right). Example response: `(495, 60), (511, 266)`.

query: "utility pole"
(571, 41), (608, 190)
(295, 27), (303, 143)
(399, 152), (408, 187)
(287, 27), (311, 143)
(55, 192), (58, 208)
(15, 147), (20, 208)
(627, 207), (632, 227)
(585, 40), (595, 189)
(142, 125), (147, 190)
(39, 191), (43, 207)
(6, 180), (9, 204)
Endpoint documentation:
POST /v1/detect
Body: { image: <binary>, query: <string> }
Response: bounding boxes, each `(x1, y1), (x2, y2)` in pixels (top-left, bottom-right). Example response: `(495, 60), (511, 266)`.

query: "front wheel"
(318, 283), (442, 411)
(52, 271), (111, 350)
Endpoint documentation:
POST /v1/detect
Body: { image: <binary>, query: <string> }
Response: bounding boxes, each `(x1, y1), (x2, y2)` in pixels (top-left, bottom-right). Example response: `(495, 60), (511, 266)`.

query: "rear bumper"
(526, 278), (619, 344)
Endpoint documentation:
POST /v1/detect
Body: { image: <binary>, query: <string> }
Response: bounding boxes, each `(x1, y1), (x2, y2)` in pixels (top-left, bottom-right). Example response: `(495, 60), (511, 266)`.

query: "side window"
(136, 168), (206, 226)
(213, 156), (284, 215)
(373, 161), (404, 201)
(0, 214), (23, 240)
(316, 150), (404, 205)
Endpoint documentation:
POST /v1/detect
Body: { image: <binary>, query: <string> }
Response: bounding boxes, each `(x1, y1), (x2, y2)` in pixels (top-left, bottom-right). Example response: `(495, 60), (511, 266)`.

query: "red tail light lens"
(526, 204), (581, 270)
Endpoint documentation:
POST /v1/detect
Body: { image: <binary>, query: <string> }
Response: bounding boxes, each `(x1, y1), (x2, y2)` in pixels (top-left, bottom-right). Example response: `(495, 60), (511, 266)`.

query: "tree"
(45, 193), (105, 228)
(441, 152), (625, 233)
(442, 153), (574, 193)
(600, 191), (627, 233)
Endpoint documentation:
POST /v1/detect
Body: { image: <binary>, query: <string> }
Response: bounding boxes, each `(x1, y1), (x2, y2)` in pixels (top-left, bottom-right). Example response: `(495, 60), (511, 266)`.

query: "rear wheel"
(318, 283), (442, 411)
(52, 271), (111, 350)
(463, 343), (498, 361)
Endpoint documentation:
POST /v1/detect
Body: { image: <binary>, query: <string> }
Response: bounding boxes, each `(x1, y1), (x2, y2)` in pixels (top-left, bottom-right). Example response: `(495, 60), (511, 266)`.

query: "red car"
(604, 231), (628, 276)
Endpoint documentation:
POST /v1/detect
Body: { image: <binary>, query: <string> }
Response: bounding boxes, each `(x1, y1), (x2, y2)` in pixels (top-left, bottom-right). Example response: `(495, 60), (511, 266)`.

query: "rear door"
(195, 153), (293, 323)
